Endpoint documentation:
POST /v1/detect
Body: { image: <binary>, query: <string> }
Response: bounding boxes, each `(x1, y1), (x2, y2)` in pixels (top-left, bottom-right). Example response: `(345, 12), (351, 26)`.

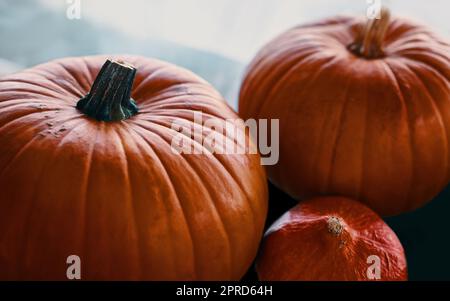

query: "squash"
(239, 8), (450, 216)
(0, 55), (268, 280)
(256, 196), (408, 281)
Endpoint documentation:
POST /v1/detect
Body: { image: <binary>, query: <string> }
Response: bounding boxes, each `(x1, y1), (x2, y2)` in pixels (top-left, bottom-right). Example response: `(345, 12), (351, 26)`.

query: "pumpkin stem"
(327, 216), (344, 236)
(76, 59), (138, 121)
(348, 7), (391, 59)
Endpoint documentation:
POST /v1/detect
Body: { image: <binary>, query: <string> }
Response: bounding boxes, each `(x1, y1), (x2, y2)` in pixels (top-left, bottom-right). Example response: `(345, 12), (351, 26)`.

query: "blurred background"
(1, 0), (449, 108)
(1, 0), (449, 280)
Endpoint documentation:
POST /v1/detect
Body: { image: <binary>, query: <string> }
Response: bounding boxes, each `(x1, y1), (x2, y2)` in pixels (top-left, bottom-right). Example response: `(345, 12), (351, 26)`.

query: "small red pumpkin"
(239, 9), (450, 216)
(0, 55), (268, 280)
(256, 197), (408, 281)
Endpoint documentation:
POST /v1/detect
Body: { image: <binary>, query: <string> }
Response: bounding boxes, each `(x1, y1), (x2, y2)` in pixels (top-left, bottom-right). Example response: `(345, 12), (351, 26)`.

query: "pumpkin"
(256, 196), (408, 281)
(0, 55), (268, 280)
(239, 8), (450, 216)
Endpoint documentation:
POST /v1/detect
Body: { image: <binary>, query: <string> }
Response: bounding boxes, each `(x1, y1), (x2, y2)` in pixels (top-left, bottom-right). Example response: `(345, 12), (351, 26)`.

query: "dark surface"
(243, 181), (450, 281)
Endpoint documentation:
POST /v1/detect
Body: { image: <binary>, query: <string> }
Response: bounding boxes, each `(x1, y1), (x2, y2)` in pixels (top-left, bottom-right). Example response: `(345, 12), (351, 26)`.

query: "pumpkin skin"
(256, 197), (408, 281)
(0, 55), (268, 280)
(239, 13), (450, 216)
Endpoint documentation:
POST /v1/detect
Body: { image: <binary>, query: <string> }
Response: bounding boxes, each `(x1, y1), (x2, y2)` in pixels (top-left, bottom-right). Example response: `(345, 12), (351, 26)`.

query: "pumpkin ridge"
(129, 125), (197, 279)
(24, 69), (86, 99)
(77, 122), (99, 279)
(0, 124), (46, 181)
(0, 108), (66, 134)
(253, 36), (324, 68)
(407, 60), (450, 173)
(137, 117), (261, 227)
(143, 122), (236, 279)
(297, 57), (348, 194)
(141, 112), (243, 147)
(239, 40), (321, 118)
(380, 61), (415, 212)
(142, 104), (231, 118)
(16, 152), (52, 279)
(139, 93), (214, 109)
(17, 118), (88, 278)
(404, 63), (450, 195)
(114, 127), (144, 279)
(148, 108), (248, 151)
(325, 64), (355, 192)
(39, 119), (94, 269)
(0, 81), (67, 100)
(116, 127), (157, 278)
(140, 95), (231, 118)
(167, 112), (264, 221)
(355, 80), (369, 202)
(0, 98), (64, 111)
(132, 71), (203, 98)
(133, 118), (261, 279)
(384, 19), (421, 43)
(244, 47), (330, 120)
(145, 129), (219, 279)
(387, 27), (447, 47)
(52, 63), (90, 96)
(394, 43), (450, 59)
(0, 114), (82, 177)
(388, 61), (435, 213)
(133, 122), (237, 228)
(388, 39), (448, 54)
(254, 52), (339, 126)
(79, 58), (95, 87)
(399, 52), (450, 80)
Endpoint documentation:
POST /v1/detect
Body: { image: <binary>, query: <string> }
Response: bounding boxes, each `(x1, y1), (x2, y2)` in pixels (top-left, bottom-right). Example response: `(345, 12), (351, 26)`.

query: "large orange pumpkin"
(256, 197), (408, 281)
(239, 9), (450, 216)
(0, 55), (268, 280)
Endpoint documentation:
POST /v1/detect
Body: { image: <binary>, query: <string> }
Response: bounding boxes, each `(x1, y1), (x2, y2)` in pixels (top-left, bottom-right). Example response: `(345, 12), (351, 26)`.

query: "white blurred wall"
(39, 0), (450, 62)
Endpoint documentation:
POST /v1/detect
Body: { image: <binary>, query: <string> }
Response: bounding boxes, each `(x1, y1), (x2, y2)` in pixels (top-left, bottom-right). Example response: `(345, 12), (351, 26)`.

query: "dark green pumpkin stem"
(348, 7), (391, 59)
(77, 59), (138, 121)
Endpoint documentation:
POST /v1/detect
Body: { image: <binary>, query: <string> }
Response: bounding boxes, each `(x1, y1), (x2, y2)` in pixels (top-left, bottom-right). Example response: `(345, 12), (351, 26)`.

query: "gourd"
(239, 9), (450, 216)
(0, 55), (268, 280)
(256, 197), (408, 281)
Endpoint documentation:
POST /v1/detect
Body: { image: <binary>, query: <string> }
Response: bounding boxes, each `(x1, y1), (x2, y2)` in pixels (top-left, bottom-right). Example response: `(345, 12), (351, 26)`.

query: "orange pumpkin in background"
(239, 9), (450, 216)
(256, 197), (408, 281)
(0, 55), (268, 280)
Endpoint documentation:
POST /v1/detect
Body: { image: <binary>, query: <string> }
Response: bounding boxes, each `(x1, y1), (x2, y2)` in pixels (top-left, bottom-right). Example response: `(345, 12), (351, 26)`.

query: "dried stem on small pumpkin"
(349, 7), (391, 59)
(327, 216), (344, 236)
